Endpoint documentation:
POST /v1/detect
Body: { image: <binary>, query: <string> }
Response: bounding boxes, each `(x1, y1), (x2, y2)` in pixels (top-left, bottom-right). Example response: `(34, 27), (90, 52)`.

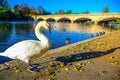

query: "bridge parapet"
(32, 13), (120, 24)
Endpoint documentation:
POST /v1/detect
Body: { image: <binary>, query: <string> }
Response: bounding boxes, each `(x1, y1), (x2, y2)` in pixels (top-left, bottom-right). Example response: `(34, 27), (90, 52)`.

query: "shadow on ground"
(56, 47), (120, 63)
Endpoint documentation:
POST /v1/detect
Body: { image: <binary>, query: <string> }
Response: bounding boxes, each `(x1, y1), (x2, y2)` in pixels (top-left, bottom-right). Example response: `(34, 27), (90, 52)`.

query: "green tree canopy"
(14, 4), (20, 13)
(37, 6), (45, 15)
(102, 6), (109, 13)
(20, 4), (30, 16)
(56, 9), (72, 14)
(66, 10), (72, 14)
(0, 0), (10, 10)
(57, 10), (65, 14)
(81, 10), (89, 14)
(0, 0), (51, 21)
(29, 7), (35, 15)
(105, 6), (109, 13)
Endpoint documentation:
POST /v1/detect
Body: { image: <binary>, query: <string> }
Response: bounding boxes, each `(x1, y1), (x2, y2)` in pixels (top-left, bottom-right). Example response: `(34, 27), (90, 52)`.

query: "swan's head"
(41, 21), (51, 33)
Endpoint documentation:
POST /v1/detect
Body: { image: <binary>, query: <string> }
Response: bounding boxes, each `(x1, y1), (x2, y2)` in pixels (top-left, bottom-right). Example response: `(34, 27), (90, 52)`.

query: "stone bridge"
(32, 13), (120, 24)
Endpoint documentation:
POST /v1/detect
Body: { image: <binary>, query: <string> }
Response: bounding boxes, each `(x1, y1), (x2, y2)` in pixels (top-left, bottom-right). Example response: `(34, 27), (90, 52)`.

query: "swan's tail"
(0, 52), (12, 64)
(0, 52), (5, 56)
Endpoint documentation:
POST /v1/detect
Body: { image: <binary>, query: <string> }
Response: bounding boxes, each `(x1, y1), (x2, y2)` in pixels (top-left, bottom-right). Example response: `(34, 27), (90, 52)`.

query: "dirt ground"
(0, 30), (120, 80)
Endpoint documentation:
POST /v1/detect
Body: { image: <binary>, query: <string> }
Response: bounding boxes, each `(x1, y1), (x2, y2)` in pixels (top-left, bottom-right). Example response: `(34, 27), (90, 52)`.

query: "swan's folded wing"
(4, 40), (48, 59)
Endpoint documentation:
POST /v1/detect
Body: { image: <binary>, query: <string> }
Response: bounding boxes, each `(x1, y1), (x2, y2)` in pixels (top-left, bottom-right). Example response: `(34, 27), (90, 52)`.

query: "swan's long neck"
(35, 23), (50, 48)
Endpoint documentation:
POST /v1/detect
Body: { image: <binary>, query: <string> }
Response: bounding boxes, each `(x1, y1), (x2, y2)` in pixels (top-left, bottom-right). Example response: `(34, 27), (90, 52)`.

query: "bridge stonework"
(32, 13), (120, 24)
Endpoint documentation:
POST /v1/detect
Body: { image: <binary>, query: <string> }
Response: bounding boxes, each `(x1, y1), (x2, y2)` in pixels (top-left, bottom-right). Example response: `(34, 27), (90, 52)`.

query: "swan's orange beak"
(48, 27), (51, 34)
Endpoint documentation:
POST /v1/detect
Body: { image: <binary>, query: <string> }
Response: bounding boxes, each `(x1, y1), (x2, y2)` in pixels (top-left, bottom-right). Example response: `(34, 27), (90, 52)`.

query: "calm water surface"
(0, 21), (114, 52)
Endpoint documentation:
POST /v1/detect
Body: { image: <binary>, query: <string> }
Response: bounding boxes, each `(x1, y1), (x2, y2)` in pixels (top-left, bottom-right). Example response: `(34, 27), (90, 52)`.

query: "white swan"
(0, 21), (51, 64)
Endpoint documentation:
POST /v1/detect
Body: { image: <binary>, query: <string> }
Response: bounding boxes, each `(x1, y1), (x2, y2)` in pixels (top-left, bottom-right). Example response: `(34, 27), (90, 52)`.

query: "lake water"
(0, 21), (115, 52)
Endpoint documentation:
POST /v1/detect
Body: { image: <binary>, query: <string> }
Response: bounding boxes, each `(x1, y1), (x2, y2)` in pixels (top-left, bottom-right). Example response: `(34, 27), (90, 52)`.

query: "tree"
(102, 6), (109, 13)
(66, 10), (72, 14)
(29, 7), (35, 15)
(0, 0), (11, 20)
(105, 6), (109, 13)
(37, 6), (45, 15)
(102, 8), (105, 13)
(13, 5), (22, 20)
(43, 11), (52, 15)
(20, 4), (30, 16)
(57, 10), (65, 14)
(14, 4), (20, 13)
(0, 0), (10, 10)
(0, 0), (52, 21)
(81, 10), (89, 14)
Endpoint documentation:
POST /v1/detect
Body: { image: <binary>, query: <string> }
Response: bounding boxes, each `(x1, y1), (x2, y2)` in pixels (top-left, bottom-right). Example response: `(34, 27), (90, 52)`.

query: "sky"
(8, 0), (120, 14)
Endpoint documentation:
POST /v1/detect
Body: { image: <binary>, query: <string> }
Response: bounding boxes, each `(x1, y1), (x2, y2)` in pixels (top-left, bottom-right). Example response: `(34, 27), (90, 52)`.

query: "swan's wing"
(4, 40), (45, 59)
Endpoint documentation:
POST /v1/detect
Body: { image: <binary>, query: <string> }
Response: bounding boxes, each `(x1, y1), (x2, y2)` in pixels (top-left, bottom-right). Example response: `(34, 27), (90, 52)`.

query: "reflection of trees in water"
(15, 24), (33, 36)
(0, 23), (12, 42)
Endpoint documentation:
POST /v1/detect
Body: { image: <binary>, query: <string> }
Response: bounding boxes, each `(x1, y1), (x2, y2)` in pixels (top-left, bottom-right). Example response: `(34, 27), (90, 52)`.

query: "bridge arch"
(73, 18), (92, 23)
(37, 18), (44, 21)
(57, 17), (71, 23)
(98, 17), (120, 25)
(46, 18), (56, 22)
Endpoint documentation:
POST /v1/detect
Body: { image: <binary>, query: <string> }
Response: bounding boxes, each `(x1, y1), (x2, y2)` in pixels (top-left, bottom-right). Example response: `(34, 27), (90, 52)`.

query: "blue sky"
(8, 0), (120, 14)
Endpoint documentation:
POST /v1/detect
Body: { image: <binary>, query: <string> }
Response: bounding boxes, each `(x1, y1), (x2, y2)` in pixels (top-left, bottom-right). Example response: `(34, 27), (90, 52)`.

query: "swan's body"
(0, 21), (51, 64)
